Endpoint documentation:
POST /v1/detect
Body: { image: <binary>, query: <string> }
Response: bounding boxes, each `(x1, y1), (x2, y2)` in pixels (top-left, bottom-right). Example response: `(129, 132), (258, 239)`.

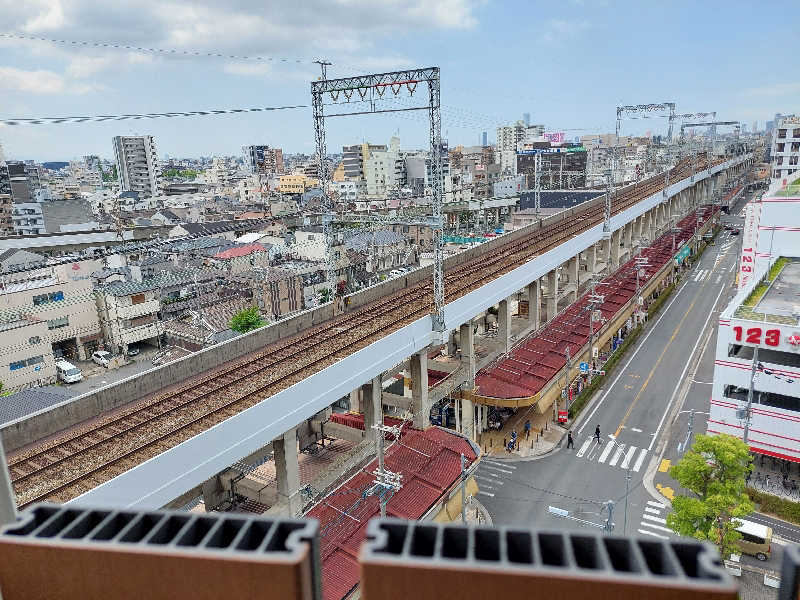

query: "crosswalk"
(574, 437), (649, 473)
(474, 459), (516, 498)
(692, 268), (710, 282)
(637, 500), (674, 539)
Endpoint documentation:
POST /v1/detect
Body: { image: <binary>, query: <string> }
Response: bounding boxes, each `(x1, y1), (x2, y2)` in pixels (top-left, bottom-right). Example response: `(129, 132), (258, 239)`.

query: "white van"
(56, 360), (83, 384)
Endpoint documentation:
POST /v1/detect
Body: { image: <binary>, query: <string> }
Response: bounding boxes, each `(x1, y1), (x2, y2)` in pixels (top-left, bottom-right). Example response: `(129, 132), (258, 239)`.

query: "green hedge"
(746, 488), (800, 525)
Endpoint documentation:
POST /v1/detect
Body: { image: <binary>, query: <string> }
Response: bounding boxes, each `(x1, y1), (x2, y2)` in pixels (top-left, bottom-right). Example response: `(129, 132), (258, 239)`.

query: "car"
(127, 345), (140, 357)
(730, 229), (740, 236)
(91, 350), (113, 367)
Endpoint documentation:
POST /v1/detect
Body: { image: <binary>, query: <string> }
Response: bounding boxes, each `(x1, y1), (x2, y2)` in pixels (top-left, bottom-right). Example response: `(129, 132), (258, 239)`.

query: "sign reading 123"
(733, 326), (780, 346)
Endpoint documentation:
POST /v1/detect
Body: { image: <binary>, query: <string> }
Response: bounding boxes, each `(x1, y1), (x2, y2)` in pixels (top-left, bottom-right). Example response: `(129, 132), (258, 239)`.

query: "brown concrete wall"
(1, 303), (335, 453)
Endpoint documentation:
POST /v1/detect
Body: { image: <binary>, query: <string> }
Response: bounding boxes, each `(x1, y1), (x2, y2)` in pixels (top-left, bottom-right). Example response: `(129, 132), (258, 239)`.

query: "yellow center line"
(613, 225), (726, 437)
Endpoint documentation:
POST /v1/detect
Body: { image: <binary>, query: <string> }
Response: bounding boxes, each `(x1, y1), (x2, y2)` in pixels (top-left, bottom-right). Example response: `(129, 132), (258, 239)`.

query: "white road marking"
(597, 442), (614, 464)
(481, 464), (514, 474)
(474, 475), (501, 486)
(631, 427), (642, 433)
(644, 507), (661, 515)
(639, 522), (673, 534)
(632, 448), (648, 472)
(638, 528), (669, 539)
(576, 438), (593, 458)
(608, 446), (625, 467)
(484, 460), (516, 469)
(642, 514), (667, 525)
(577, 284), (690, 435)
(620, 446), (637, 469)
(716, 274), (722, 283)
(478, 491), (495, 497)
(649, 282), (727, 451)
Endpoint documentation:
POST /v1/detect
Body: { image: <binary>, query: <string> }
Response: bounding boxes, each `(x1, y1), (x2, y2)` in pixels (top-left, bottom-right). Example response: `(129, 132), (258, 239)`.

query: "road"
(479, 190), (799, 572)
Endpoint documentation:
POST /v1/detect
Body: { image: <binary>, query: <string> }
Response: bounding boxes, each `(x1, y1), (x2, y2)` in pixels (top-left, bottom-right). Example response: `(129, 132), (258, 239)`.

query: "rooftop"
(213, 242), (269, 260)
(735, 258), (800, 325)
(0, 386), (73, 427)
(776, 175), (800, 197)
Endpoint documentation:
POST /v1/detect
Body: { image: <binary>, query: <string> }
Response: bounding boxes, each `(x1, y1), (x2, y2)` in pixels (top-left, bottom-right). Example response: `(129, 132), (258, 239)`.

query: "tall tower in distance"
(112, 135), (161, 198)
(481, 131), (488, 147)
(523, 113), (531, 127)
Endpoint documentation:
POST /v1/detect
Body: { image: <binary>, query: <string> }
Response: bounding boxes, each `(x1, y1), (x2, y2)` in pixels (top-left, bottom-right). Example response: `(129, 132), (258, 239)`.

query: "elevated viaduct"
(3, 154), (753, 515)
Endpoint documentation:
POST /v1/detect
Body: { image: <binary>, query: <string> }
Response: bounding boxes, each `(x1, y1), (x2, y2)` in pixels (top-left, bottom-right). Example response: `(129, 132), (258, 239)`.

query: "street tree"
(230, 306), (266, 333)
(666, 433), (754, 559)
(318, 288), (332, 304)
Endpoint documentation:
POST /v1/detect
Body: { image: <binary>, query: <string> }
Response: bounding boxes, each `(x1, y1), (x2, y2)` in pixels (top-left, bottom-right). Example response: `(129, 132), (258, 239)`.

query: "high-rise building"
(112, 135), (161, 198)
(0, 162), (11, 236)
(342, 143), (387, 180)
(752, 121), (758, 134)
(243, 145), (284, 176)
(6, 161), (32, 203)
(496, 121), (545, 174)
(523, 113), (531, 126)
(481, 131), (488, 147)
(770, 115), (800, 182)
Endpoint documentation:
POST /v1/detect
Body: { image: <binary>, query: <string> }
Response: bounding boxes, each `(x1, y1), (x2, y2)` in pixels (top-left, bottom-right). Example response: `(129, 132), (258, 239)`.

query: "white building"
(333, 180), (366, 204)
(112, 135), (161, 198)
(11, 202), (46, 235)
(496, 121), (545, 174)
(770, 115), (800, 183)
(95, 279), (162, 355)
(710, 181), (800, 462)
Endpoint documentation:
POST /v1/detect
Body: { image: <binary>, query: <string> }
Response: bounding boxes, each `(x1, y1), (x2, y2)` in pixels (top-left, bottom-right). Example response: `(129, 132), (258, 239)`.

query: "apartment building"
(0, 263), (102, 390)
(496, 121), (545, 174)
(10, 202), (46, 236)
(342, 143), (387, 179)
(279, 174), (317, 195)
(112, 135), (161, 198)
(95, 280), (162, 355)
(770, 115), (800, 183)
(243, 145), (284, 176)
(236, 268), (303, 320)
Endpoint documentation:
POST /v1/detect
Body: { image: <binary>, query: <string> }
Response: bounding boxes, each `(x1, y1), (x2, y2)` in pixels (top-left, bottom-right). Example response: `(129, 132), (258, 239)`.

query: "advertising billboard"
(544, 132), (565, 144)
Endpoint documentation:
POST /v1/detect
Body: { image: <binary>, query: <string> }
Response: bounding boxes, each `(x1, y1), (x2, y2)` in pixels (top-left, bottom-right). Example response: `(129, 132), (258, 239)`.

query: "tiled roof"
(0, 386), (73, 426)
(475, 206), (718, 399)
(305, 424), (477, 600)
(213, 242), (268, 259)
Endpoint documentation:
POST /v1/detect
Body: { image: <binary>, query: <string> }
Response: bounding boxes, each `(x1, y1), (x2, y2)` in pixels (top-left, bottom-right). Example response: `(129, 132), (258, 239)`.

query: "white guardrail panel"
(72, 156), (747, 509)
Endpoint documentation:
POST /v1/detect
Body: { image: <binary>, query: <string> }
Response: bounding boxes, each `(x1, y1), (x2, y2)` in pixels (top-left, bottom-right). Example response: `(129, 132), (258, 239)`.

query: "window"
(32, 290), (65, 306)
(794, 129), (800, 139)
(724, 384), (800, 413)
(29, 336), (40, 345)
(9, 355), (43, 371)
(777, 156), (784, 165)
(47, 316), (69, 330)
(790, 156), (799, 166)
(9, 360), (25, 371)
(778, 129), (787, 138)
(727, 344), (800, 368)
(792, 143), (800, 152)
(777, 143), (785, 153)
(131, 293), (146, 305)
(26, 355), (43, 366)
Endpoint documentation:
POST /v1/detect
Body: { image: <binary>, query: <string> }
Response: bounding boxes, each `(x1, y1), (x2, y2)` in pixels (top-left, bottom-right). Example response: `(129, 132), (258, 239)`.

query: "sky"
(0, 0), (798, 162)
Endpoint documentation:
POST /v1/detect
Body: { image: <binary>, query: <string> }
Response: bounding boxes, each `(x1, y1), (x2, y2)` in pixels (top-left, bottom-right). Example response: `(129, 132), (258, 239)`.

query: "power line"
(0, 105), (309, 126)
(0, 32), (314, 65)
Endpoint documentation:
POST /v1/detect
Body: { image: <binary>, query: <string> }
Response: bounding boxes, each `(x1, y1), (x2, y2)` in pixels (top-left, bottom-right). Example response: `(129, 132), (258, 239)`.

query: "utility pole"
(623, 471), (631, 534)
(460, 453), (467, 524)
(0, 431), (17, 526)
(742, 346), (759, 445)
(372, 424), (402, 518)
(563, 346), (571, 411)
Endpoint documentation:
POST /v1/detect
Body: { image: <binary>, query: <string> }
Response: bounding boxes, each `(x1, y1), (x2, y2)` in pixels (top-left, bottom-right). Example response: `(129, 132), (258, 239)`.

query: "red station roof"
(475, 206), (719, 399)
(306, 420), (477, 600)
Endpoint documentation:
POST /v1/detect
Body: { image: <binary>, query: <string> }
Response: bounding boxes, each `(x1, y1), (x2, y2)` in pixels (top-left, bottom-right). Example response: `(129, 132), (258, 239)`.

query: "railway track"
(9, 156), (724, 508)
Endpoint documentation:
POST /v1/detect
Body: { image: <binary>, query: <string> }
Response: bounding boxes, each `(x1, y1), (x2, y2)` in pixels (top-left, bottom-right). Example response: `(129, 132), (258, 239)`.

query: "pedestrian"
(567, 430), (574, 449)
(594, 425), (601, 445)
(524, 419), (531, 439)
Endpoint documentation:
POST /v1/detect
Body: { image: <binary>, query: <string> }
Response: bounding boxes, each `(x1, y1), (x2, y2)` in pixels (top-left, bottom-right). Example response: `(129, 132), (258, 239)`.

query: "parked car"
(730, 229), (740, 236)
(91, 350), (113, 367)
(126, 345), (140, 357)
(56, 360), (83, 383)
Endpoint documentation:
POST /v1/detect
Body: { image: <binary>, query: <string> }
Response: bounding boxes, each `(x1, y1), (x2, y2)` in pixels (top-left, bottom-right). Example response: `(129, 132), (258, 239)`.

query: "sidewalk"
(478, 408), (567, 458)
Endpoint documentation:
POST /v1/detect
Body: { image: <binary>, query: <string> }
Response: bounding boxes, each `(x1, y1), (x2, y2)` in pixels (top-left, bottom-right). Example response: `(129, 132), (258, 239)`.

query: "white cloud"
(542, 18), (591, 43)
(223, 62), (273, 77)
(21, 0), (66, 31)
(0, 66), (67, 93)
(741, 82), (800, 98)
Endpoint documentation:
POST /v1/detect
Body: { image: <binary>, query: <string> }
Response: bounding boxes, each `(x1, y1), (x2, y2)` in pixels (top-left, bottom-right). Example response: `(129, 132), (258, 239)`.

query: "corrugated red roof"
(476, 206), (719, 399)
(306, 426), (477, 600)
(213, 242), (267, 259)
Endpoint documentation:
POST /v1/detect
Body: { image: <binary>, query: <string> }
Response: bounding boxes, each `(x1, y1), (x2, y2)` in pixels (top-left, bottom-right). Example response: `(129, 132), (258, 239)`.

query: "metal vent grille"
(361, 519), (738, 600)
(0, 503), (320, 600)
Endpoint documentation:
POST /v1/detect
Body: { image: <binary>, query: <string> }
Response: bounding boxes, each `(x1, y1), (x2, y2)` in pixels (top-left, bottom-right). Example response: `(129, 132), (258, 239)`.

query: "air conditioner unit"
(592, 347), (599, 358)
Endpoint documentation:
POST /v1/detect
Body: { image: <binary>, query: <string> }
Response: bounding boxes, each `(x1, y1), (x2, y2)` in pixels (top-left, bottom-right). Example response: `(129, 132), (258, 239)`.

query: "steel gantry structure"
(311, 66), (447, 332)
(663, 112), (716, 198)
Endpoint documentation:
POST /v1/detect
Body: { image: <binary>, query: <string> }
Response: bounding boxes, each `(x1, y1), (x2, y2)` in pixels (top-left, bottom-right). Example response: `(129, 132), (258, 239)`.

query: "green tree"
(318, 288), (332, 304)
(229, 306), (266, 333)
(666, 434), (754, 559)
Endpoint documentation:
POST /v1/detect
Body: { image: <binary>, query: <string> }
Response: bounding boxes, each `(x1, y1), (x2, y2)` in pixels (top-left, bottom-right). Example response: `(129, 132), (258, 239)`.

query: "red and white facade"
(711, 188), (800, 461)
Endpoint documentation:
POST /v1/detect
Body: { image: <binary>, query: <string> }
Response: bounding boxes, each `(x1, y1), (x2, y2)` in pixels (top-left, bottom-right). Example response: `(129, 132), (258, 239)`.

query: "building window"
(792, 143), (800, 152)
(29, 336), (40, 345)
(9, 360), (25, 371)
(778, 129), (787, 139)
(777, 143), (785, 153)
(794, 129), (800, 138)
(131, 293), (146, 305)
(32, 290), (65, 306)
(777, 157), (784, 165)
(47, 316), (69, 330)
(9, 355), (43, 371)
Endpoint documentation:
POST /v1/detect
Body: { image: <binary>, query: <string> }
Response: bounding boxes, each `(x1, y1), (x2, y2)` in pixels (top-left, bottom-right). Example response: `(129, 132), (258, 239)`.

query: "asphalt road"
(479, 191), (800, 569)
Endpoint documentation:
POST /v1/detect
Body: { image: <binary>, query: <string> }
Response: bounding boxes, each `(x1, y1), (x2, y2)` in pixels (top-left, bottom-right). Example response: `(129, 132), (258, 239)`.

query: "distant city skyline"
(1, 0), (797, 161)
